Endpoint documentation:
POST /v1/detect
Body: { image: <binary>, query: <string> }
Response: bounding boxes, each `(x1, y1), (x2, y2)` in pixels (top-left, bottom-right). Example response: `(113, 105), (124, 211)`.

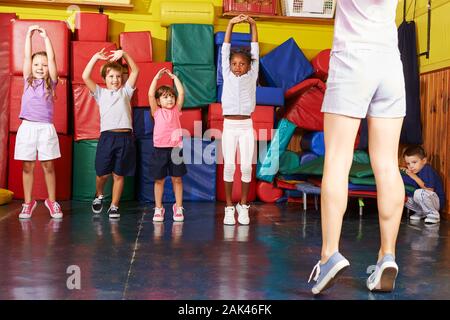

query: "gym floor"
(0, 199), (448, 300)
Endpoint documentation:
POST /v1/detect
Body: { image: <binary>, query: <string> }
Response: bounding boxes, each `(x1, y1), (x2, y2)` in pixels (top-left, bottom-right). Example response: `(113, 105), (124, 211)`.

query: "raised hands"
(107, 49), (124, 62)
(155, 67), (176, 80)
(229, 14), (255, 25)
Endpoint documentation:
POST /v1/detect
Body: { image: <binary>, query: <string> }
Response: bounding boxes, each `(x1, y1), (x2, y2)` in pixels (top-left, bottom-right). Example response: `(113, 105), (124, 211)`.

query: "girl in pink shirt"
(148, 68), (186, 222)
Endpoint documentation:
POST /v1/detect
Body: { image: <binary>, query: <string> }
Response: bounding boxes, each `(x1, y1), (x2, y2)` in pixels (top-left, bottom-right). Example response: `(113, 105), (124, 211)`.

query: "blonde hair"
(26, 51), (55, 99)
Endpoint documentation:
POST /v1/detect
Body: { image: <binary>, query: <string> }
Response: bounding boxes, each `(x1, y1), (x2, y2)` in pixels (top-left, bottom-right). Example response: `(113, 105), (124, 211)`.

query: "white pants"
(222, 119), (255, 183)
(405, 189), (440, 215)
(14, 120), (61, 161)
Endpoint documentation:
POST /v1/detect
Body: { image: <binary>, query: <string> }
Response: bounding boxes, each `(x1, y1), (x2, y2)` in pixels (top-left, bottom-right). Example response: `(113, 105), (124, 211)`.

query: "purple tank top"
(19, 77), (57, 124)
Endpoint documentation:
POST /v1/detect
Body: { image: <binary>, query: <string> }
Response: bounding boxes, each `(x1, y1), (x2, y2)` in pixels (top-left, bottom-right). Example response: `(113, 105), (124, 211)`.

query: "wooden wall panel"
(420, 68), (450, 216)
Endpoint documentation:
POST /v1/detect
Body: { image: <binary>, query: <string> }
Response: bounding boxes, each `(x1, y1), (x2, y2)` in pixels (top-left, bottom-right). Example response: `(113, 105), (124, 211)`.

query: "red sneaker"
(44, 199), (63, 219)
(19, 200), (37, 219)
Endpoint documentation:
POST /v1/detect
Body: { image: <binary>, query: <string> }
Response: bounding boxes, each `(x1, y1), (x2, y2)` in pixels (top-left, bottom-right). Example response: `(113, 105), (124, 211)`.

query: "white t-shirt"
(333, 0), (399, 51)
(221, 42), (259, 116)
(92, 81), (135, 132)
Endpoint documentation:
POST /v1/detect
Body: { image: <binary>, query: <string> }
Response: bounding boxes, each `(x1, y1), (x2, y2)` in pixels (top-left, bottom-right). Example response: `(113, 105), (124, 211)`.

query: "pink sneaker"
(44, 199), (63, 219)
(19, 200), (37, 219)
(153, 207), (165, 222)
(172, 204), (184, 222)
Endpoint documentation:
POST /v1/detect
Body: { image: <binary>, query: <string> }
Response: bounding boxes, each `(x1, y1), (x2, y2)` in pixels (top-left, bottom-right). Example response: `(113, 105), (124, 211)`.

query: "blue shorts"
(151, 147), (187, 180)
(95, 131), (136, 177)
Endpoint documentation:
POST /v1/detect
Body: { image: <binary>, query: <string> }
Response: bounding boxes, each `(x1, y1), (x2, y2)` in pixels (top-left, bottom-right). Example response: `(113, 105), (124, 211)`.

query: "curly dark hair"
(230, 47), (253, 64)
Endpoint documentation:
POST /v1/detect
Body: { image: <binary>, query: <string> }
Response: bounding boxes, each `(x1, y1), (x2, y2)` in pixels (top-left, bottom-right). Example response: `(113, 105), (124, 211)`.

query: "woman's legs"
(320, 113), (361, 262)
(22, 161), (36, 203)
(367, 117), (404, 260)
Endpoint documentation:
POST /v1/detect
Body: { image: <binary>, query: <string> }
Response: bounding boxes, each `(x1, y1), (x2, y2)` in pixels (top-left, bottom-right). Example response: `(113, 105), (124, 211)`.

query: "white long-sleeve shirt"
(333, 0), (399, 52)
(221, 42), (259, 116)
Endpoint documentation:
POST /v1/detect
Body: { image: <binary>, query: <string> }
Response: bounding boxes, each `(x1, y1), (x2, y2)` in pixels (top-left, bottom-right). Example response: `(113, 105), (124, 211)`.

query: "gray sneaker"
(424, 212), (440, 224)
(308, 252), (350, 295)
(409, 211), (427, 221)
(366, 254), (398, 292)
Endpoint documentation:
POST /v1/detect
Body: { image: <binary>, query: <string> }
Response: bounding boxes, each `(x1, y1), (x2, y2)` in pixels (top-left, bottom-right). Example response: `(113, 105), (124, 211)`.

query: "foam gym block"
(167, 24), (214, 65)
(131, 62), (173, 107)
(217, 85), (285, 107)
(160, 1), (215, 27)
(284, 78), (326, 131)
(311, 49), (331, 81)
(256, 180), (283, 203)
(72, 140), (135, 201)
(133, 107), (153, 139)
(257, 118), (297, 182)
(301, 131), (325, 156)
(136, 138), (217, 202)
(8, 133), (72, 200)
(71, 41), (117, 84)
(180, 108), (203, 138)
(207, 103), (274, 141)
(260, 38), (314, 92)
(299, 152), (319, 165)
(0, 13), (15, 188)
(9, 76), (69, 134)
(74, 12), (108, 42)
(120, 31), (152, 63)
(72, 84), (101, 141)
(173, 64), (216, 108)
(10, 19), (70, 77)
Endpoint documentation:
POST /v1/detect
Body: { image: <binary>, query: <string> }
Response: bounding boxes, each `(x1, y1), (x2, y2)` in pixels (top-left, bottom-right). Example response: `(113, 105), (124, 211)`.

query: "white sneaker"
(236, 203), (250, 225)
(424, 212), (440, 224)
(223, 206), (236, 225)
(409, 211), (427, 220)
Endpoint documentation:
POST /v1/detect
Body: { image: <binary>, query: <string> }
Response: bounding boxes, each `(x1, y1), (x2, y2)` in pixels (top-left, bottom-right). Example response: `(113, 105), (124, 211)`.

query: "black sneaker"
(92, 195), (104, 214)
(107, 205), (120, 219)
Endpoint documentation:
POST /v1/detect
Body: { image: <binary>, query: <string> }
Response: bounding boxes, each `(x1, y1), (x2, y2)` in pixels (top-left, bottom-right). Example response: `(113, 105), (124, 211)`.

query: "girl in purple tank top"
(14, 25), (63, 220)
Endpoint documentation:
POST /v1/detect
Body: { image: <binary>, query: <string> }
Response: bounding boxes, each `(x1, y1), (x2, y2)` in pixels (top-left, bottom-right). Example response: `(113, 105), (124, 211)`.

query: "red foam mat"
(119, 31), (152, 63)
(71, 41), (117, 84)
(75, 12), (108, 42)
(10, 19), (70, 77)
(131, 62), (173, 107)
(72, 84), (101, 141)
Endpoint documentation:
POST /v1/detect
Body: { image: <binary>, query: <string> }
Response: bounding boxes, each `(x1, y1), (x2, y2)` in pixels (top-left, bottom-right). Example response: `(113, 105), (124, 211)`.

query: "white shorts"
(321, 48), (406, 119)
(14, 120), (61, 161)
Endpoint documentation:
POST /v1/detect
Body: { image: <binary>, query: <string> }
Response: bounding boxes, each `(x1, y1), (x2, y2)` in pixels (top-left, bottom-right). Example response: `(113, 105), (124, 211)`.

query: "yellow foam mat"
(160, 1), (215, 27)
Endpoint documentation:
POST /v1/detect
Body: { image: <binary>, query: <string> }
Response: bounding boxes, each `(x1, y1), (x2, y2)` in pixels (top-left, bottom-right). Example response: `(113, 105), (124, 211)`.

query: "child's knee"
(22, 161), (35, 173)
(112, 173), (124, 181)
(40, 161), (55, 173)
(223, 163), (236, 182)
(241, 165), (252, 183)
(171, 176), (182, 185)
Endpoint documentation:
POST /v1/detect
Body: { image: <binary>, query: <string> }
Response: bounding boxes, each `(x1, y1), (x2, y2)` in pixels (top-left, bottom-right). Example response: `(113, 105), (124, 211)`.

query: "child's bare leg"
(22, 161), (36, 203)
(225, 182), (233, 207)
(320, 113), (361, 262)
(41, 160), (56, 202)
(240, 182), (250, 205)
(367, 117), (404, 260)
(154, 178), (165, 208)
(171, 176), (183, 208)
(96, 174), (110, 197)
(111, 173), (124, 207)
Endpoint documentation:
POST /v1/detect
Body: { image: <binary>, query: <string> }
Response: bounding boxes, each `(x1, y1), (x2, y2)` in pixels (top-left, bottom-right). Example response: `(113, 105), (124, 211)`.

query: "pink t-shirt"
(153, 107), (183, 148)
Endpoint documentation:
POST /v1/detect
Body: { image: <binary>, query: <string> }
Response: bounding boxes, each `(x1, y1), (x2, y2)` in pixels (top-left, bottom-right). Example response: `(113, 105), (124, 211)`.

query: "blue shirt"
(402, 164), (445, 208)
